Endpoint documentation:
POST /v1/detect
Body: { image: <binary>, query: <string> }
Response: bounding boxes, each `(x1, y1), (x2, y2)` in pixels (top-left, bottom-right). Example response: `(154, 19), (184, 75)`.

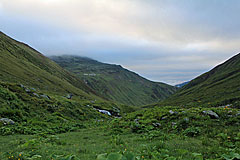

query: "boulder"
(236, 111), (240, 116)
(134, 119), (140, 125)
(40, 94), (50, 100)
(152, 122), (161, 127)
(66, 93), (73, 99)
(33, 93), (39, 97)
(203, 110), (219, 119)
(25, 88), (31, 93)
(0, 118), (15, 125)
(169, 110), (178, 115)
(169, 110), (174, 114)
(184, 117), (190, 122)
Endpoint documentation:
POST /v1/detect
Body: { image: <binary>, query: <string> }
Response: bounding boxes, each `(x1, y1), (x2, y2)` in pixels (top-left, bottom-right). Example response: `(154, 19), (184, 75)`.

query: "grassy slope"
(0, 32), (98, 99)
(50, 55), (177, 106)
(0, 32), (138, 127)
(158, 53), (240, 107)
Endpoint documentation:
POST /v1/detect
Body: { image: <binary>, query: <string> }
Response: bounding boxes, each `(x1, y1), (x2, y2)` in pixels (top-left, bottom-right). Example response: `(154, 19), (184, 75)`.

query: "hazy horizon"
(1, 0), (239, 85)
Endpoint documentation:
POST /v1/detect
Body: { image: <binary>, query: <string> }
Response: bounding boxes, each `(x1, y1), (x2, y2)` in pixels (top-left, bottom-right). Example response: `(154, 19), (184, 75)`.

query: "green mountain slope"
(159, 53), (240, 107)
(0, 32), (138, 136)
(0, 31), (97, 99)
(50, 55), (177, 106)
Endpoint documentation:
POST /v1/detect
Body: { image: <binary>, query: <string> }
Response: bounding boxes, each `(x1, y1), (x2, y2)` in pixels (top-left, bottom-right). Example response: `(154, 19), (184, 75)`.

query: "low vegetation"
(1, 102), (239, 159)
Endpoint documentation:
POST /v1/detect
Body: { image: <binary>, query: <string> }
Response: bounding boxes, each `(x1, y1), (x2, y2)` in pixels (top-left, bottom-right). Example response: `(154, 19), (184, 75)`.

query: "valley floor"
(0, 127), (207, 160)
(0, 118), (239, 160)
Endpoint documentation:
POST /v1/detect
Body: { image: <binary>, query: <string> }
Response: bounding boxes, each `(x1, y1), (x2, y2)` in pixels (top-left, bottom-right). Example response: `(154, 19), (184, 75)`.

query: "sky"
(0, 0), (240, 85)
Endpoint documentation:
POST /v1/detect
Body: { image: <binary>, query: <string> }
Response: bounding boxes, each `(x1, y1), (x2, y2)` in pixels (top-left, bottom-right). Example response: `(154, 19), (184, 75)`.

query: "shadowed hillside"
(51, 55), (177, 106)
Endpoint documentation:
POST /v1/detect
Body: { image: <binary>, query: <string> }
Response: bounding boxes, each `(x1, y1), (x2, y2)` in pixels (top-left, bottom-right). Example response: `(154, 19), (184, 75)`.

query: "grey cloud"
(0, 0), (239, 84)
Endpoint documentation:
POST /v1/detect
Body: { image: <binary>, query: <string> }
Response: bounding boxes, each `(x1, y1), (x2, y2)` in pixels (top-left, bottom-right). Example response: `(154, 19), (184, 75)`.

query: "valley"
(0, 32), (239, 160)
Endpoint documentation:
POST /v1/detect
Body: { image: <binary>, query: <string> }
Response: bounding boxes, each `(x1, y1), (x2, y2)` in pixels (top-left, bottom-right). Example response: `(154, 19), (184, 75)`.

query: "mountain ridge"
(50, 55), (177, 106)
(0, 31), (100, 99)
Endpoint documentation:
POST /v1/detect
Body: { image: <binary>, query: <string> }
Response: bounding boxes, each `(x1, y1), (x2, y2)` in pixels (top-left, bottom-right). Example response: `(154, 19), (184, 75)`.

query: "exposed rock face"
(203, 110), (219, 119)
(0, 118), (15, 125)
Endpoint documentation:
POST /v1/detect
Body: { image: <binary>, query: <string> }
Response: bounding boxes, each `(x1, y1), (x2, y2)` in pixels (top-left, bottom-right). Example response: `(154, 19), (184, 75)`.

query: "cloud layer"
(0, 0), (239, 84)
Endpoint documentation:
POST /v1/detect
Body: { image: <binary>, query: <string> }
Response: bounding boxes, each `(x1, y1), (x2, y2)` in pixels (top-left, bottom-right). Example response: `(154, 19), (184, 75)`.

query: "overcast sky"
(0, 0), (239, 85)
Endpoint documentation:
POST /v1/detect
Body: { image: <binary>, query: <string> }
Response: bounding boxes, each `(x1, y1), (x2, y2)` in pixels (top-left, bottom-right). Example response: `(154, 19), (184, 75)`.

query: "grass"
(0, 31), (98, 100)
(50, 55), (177, 106)
(1, 106), (239, 160)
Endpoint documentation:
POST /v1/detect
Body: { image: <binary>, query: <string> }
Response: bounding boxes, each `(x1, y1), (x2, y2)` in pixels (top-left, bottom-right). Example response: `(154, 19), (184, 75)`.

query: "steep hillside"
(159, 53), (240, 107)
(0, 32), (97, 99)
(50, 55), (177, 106)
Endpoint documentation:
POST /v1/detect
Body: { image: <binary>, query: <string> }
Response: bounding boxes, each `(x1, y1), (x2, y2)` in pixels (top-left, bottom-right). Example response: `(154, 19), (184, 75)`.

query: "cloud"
(0, 0), (239, 84)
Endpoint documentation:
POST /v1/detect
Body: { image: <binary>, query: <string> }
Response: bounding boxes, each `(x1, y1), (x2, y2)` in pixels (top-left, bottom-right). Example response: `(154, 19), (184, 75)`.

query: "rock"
(98, 110), (111, 116)
(236, 111), (240, 116)
(134, 119), (140, 124)
(40, 94), (50, 100)
(0, 118), (15, 125)
(184, 117), (190, 122)
(203, 110), (219, 119)
(66, 93), (73, 99)
(25, 88), (31, 93)
(169, 110), (174, 114)
(169, 110), (178, 115)
(161, 116), (167, 120)
(152, 122), (161, 127)
(33, 93), (39, 97)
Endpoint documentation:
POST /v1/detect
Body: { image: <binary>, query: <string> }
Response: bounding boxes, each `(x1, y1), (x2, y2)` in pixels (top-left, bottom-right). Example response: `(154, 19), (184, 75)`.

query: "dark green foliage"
(50, 55), (177, 106)
(0, 81), (122, 136)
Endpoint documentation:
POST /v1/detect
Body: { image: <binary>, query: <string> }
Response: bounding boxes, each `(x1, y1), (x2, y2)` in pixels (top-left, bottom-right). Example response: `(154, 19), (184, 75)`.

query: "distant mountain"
(50, 55), (177, 106)
(0, 31), (97, 99)
(175, 81), (189, 88)
(159, 53), (240, 107)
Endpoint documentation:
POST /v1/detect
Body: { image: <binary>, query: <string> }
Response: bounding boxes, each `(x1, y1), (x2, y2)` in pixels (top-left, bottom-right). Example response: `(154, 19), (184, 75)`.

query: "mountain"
(175, 81), (189, 88)
(159, 53), (240, 107)
(0, 31), (98, 99)
(0, 31), (138, 129)
(50, 55), (177, 106)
